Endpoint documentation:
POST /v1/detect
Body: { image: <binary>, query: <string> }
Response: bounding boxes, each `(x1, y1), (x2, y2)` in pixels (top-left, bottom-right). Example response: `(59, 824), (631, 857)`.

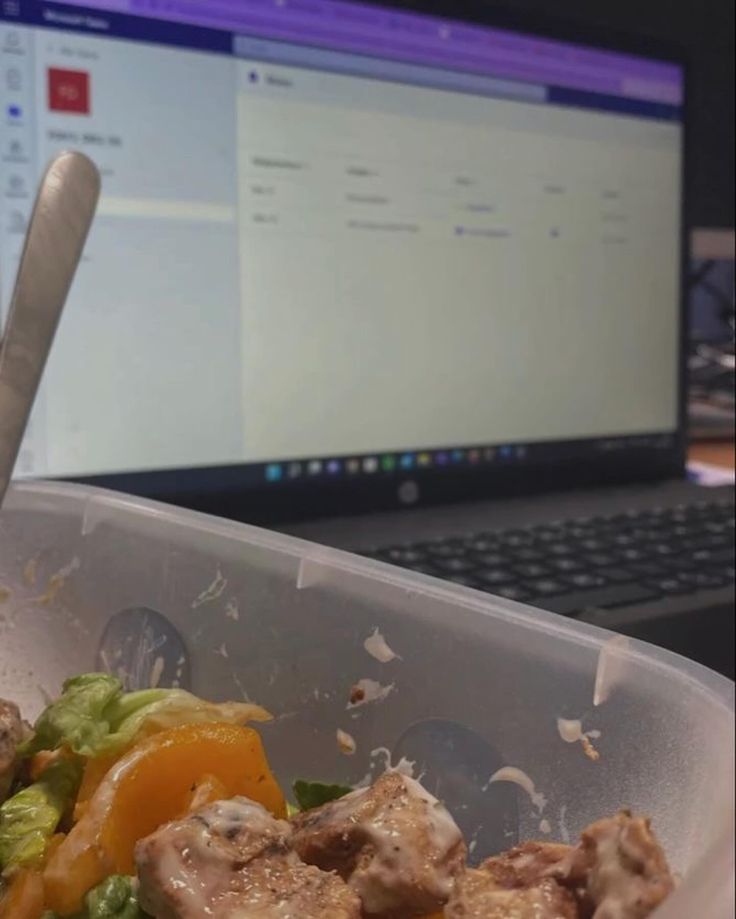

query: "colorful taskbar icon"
(263, 444), (527, 483)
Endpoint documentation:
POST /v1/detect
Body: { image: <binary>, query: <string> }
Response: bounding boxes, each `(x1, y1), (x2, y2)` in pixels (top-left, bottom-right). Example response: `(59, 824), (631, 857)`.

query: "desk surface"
(689, 441), (736, 471)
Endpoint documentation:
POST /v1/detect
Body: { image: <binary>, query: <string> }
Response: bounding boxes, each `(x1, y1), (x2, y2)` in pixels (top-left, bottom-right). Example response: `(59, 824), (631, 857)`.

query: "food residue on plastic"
(484, 766), (547, 814)
(337, 728), (357, 756)
(224, 598), (240, 621)
(539, 819), (552, 835)
(22, 557), (38, 586)
(149, 655), (165, 688)
(34, 557), (80, 605)
(363, 628), (401, 663)
(559, 804), (571, 844)
(557, 717), (601, 762)
(191, 567), (228, 609)
(347, 678), (395, 709)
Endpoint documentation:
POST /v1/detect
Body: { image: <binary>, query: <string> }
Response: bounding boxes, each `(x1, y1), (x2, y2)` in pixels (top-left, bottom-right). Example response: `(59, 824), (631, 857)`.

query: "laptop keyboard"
(362, 499), (735, 617)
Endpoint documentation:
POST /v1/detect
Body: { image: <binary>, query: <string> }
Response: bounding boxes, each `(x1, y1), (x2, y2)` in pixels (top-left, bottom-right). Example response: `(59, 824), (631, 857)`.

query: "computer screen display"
(1, 0), (684, 486)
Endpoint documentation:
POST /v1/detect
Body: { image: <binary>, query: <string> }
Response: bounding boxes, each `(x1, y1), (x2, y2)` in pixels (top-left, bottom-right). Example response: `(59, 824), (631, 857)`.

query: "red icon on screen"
(47, 68), (90, 115)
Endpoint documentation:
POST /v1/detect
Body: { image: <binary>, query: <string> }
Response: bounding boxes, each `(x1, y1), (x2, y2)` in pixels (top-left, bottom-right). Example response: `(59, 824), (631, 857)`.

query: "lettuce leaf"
(0, 758), (82, 871)
(85, 875), (149, 919)
(41, 875), (150, 919)
(293, 780), (353, 811)
(20, 674), (271, 759)
(19, 674), (123, 758)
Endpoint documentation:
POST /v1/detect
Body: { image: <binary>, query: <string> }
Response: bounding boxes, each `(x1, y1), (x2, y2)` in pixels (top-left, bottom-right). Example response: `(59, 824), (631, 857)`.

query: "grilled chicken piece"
(480, 841), (580, 889)
(446, 870), (580, 919)
(575, 811), (675, 919)
(291, 771), (466, 918)
(0, 699), (25, 802)
(135, 797), (360, 919)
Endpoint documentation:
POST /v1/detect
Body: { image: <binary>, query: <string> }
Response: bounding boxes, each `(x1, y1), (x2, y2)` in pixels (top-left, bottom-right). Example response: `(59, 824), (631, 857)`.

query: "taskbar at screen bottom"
(64, 431), (677, 493)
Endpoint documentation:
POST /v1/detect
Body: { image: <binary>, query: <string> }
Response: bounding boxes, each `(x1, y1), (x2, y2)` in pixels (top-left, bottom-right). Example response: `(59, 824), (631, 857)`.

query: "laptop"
(2, 0), (733, 675)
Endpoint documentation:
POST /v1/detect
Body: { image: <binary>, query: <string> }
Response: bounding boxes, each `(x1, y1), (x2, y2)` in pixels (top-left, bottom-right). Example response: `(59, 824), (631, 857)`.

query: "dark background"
(484, 0), (734, 229)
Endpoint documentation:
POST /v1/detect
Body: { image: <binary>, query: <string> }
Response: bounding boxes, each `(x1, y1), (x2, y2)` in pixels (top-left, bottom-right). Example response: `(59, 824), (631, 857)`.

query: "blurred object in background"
(688, 229), (735, 441)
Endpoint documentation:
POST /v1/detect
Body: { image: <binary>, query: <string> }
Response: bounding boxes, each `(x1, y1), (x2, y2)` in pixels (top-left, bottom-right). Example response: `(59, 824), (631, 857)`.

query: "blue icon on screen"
(499, 445), (514, 460)
(400, 453), (415, 470)
(451, 449), (465, 463)
(326, 459), (342, 475)
(265, 463), (283, 482)
(6, 103), (22, 120)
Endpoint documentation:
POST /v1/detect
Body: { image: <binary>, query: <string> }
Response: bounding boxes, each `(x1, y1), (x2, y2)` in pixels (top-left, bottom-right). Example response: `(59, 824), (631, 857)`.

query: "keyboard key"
(512, 547), (544, 562)
(563, 572), (608, 590)
(472, 552), (508, 567)
(379, 547), (426, 565)
(465, 537), (499, 553)
(579, 538), (608, 551)
(585, 551), (622, 567)
(476, 568), (514, 586)
(501, 531), (534, 548)
(435, 557), (476, 574)
(542, 582), (659, 616)
(549, 557), (584, 573)
(547, 543), (575, 556)
(513, 562), (551, 579)
(525, 578), (568, 596)
(611, 533), (636, 547)
(620, 548), (647, 563)
(425, 542), (465, 559)
(650, 542), (679, 557)
(646, 577), (691, 595)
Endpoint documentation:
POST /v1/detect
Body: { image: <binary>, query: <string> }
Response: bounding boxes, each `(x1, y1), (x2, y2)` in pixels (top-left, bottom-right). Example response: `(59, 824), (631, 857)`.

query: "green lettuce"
(293, 780), (353, 811)
(20, 673), (271, 759)
(0, 758), (82, 871)
(41, 875), (150, 919)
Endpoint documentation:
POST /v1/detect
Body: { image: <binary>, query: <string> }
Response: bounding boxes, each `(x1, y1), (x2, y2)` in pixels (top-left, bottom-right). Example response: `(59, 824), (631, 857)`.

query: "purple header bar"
(56, 0), (684, 104)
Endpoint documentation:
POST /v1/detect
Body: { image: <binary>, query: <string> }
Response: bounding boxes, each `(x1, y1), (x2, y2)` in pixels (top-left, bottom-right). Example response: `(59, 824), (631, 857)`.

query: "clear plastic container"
(1, 481), (733, 918)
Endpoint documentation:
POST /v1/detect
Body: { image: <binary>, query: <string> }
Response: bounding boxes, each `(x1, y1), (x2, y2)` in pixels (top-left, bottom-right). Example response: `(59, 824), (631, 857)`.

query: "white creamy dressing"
(140, 799), (291, 917)
(344, 775), (463, 915)
(484, 767), (548, 813)
(363, 628), (401, 663)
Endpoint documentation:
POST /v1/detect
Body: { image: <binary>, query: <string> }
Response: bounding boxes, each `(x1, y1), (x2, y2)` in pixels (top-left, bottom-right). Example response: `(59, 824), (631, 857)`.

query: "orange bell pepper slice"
(43, 722), (285, 915)
(0, 870), (45, 919)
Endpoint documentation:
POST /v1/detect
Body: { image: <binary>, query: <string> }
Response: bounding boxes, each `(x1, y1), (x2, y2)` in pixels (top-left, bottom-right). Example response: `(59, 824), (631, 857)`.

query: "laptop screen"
(1, 0), (684, 487)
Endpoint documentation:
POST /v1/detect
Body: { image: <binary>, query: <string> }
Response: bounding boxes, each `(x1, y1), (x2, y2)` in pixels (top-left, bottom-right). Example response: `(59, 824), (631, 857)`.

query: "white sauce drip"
(559, 804), (571, 844)
(364, 628), (401, 663)
(337, 728), (357, 755)
(484, 767), (547, 813)
(347, 678), (395, 709)
(539, 819), (552, 835)
(225, 598), (240, 621)
(149, 656), (165, 688)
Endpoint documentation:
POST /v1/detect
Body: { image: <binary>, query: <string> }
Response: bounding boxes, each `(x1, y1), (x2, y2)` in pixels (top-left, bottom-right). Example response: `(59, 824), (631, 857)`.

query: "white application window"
(234, 61), (681, 462)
